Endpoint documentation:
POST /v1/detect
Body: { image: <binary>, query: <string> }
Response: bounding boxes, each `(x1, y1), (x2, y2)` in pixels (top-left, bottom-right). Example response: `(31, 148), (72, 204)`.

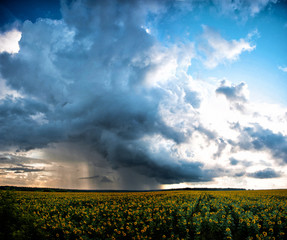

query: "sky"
(0, 0), (287, 190)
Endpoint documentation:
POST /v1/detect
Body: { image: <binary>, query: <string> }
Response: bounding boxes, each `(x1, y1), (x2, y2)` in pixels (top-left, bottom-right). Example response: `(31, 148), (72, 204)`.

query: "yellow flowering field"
(0, 189), (286, 240)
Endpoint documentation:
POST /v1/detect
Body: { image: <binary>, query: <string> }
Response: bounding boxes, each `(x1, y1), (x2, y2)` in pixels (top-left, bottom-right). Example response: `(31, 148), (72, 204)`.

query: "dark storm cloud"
(247, 168), (281, 179)
(0, 153), (49, 175)
(0, 153), (50, 165)
(230, 123), (287, 164)
(79, 175), (101, 180)
(244, 125), (287, 164)
(101, 176), (113, 183)
(79, 175), (113, 183)
(0, 0), (216, 185)
(1, 166), (45, 173)
(0, 97), (64, 150)
(95, 139), (217, 184)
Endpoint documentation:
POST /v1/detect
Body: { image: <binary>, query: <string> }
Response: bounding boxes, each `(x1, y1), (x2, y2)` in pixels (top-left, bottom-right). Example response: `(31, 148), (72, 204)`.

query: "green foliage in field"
(0, 190), (46, 240)
(0, 190), (286, 240)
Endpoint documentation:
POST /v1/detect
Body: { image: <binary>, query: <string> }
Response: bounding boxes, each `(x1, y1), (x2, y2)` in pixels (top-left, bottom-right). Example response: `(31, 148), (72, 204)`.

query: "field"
(0, 189), (286, 240)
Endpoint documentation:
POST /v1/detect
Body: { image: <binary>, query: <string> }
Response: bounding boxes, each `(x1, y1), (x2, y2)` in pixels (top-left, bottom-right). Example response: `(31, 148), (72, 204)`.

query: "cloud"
(195, 124), (217, 140)
(211, 0), (278, 19)
(0, 0), (214, 185)
(199, 25), (255, 68)
(213, 138), (227, 158)
(0, 97), (64, 151)
(79, 175), (113, 183)
(157, 0), (278, 20)
(278, 66), (287, 72)
(0, 153), (51, 178)
(184, 90), (201, 109)
(233, 124), (287, 164)
(0, 77), (22, 99)
(0, 153), (49, 165)
(229, 157), (252, 167)
(247, 168), (281, 179)
(215, 80), (249, 112)
(101, 176), (113, 183)
(0, 29), (21, 54)
(0, 166), (45, 173)
(96, 137), (217, 184)
(216, 80), (248, 102)
(234, 171), (246, 177)
(230, 157), (239, 165)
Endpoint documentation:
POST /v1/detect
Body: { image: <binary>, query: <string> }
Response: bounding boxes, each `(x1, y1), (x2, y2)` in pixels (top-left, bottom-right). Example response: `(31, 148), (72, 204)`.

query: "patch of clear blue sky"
(0, 0), (61, 29)
(148, 2), (287, 105)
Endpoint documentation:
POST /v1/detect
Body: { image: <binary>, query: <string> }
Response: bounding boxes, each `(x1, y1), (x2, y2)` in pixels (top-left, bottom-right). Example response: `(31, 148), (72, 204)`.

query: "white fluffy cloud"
(199, 25), (255, 68)
(0, 29), (22, 54)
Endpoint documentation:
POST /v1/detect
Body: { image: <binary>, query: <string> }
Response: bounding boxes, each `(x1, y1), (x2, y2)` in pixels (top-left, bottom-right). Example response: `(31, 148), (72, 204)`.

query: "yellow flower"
(226, 228), (231, 232)
(263, 232), (267, 237)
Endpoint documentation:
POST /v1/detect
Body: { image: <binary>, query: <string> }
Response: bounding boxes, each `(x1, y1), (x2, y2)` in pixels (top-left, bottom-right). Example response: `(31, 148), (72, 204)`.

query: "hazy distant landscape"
(0, 186), (246, 192)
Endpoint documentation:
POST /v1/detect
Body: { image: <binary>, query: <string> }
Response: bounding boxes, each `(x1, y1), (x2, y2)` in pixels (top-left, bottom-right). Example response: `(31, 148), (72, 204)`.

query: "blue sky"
(0, 0), (287, 190)
(149, 1), (287, 104)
